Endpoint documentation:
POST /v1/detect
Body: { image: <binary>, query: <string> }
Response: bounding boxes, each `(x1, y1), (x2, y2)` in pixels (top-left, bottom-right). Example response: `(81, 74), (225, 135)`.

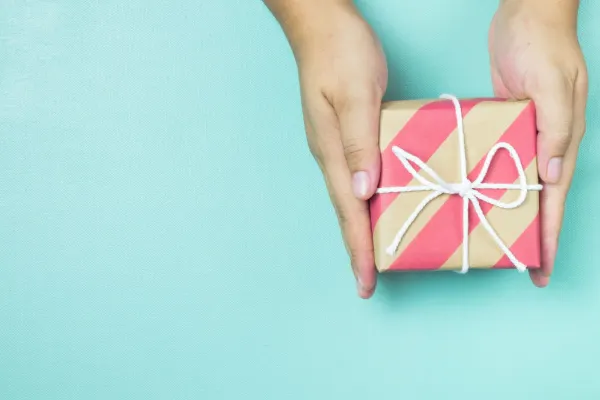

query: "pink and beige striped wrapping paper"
(370, 98), (542, 272)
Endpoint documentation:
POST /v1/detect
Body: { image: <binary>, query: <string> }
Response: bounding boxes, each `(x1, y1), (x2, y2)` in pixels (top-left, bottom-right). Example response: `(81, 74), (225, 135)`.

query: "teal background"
(0, 1), (598, 398)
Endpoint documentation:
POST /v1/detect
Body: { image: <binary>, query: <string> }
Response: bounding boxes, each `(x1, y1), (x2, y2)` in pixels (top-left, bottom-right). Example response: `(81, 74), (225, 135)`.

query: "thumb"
(335, 89), (382, 200)
(532, 78), (574, 185)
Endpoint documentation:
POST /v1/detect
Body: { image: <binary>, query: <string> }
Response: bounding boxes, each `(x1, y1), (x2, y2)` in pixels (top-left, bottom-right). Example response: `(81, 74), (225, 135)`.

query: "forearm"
(264, 0), (351, 23)
(264, 0), (354, 57)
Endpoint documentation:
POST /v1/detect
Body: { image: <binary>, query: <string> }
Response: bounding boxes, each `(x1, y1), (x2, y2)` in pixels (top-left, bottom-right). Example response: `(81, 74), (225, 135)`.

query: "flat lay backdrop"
(1, 1), (599, 399)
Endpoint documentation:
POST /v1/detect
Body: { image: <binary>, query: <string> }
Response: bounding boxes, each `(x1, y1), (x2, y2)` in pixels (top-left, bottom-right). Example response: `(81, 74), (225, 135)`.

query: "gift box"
(370, 95), (542, 273)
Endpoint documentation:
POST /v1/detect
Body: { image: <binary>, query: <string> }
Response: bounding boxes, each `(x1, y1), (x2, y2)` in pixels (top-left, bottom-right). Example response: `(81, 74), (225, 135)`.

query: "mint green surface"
(1, 1), (599, 399)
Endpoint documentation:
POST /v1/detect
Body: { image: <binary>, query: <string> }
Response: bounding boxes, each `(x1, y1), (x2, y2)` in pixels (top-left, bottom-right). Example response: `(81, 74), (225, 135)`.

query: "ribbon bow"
(376, 94), (542, 273)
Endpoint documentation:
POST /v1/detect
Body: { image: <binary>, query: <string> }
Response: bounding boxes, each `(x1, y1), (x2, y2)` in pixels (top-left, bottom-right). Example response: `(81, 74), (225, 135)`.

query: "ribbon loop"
(377, 95), (543, 273)
(391, 147), (449, 192)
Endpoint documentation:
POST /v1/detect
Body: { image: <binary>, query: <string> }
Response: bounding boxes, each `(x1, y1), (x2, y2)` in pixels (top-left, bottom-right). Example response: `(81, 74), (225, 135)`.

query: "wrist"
(266, 0), (356, 59)
(499, 0), (579, 27)
(500, 0), (579, 6)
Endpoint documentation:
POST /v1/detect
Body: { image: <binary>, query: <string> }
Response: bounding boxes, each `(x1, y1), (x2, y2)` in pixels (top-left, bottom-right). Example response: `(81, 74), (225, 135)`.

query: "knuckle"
(564, 69), (578, 88)
(579, 68), (589, 88)
(337, 83), (381, 110)
(336, 204), (350, 227)
(305, 130), (332, 169)
(342, 139), (367, 166)
(552, 132), (572, 153)
(346, 84), (373, 101)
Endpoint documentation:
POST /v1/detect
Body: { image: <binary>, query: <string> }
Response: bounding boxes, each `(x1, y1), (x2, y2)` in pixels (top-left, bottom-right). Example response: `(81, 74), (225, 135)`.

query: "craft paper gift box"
(370, 95), (542, 273)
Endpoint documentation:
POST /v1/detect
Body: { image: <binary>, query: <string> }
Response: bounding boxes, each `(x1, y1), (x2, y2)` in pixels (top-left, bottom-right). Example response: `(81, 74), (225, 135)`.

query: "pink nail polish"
(546, 157), (563, 184)
(352, 171), (370, 199)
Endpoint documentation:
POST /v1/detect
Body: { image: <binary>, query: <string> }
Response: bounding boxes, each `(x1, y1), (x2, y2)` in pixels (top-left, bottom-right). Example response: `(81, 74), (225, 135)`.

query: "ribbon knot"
(376, 94), (543, 274)
(451, 180), (473, 198)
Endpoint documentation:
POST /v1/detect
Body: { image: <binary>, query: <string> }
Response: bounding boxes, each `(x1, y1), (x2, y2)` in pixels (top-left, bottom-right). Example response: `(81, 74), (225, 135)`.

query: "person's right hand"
(266, 0), (388, 299)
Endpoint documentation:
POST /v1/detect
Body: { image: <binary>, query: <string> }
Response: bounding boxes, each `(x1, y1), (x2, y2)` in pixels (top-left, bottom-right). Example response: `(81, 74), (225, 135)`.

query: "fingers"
(531, 130), (582, 287)
(531, 182), (565, 287)
(304, 95), (377, 299)
(533, 75), (574, 185)
(529, 76), (573, 287)
(334, 86), (383, 201)
(529, 67), (587, 287)
(330, 175), (377, 299)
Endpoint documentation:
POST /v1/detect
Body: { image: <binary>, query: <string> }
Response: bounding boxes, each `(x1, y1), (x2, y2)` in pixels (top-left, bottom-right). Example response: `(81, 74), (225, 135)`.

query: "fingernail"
(352, 171), (370, 199)
(531, 269), (551, 288)
(546, 157), (563, 184)
(356, 278), (371, 298)
(536, 276), (550, 288)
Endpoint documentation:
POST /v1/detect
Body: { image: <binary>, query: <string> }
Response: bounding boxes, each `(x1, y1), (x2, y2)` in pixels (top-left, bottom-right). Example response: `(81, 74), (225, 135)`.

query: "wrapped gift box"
(370, 96), (542, 272)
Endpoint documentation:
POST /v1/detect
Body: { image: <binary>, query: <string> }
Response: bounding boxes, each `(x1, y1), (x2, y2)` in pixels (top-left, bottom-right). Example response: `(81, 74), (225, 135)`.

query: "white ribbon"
(376, 94), (542, 273)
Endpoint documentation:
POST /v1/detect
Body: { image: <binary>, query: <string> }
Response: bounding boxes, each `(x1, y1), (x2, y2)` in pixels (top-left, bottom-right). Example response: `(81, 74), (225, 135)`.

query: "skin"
(265, 0), (587, 298)
(489, 0), (587, 288)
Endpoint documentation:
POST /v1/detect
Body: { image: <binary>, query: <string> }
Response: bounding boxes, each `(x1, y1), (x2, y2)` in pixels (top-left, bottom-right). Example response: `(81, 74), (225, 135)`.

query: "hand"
(266, 0), (388, 298)
(488, 0), (587, 287)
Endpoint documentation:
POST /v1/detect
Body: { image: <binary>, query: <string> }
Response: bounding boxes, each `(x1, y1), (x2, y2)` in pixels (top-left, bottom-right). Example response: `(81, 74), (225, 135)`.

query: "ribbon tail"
(470, 197), (527, 272)
(456, 196), (470, 274)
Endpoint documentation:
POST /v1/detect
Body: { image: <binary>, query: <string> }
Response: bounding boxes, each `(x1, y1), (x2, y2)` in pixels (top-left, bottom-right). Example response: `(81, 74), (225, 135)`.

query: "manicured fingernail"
(531, 269), (551, 288)
(352, 171), (370, 199)
(356, 279), (370, 298)
(536, 276), (550, 288)
(546, 157), (563, 184)
(356, 276), (374, 298)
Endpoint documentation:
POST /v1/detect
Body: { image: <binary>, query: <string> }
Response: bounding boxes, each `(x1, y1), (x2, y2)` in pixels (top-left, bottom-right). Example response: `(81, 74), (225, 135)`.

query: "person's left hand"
(488, 0), (588, 287)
